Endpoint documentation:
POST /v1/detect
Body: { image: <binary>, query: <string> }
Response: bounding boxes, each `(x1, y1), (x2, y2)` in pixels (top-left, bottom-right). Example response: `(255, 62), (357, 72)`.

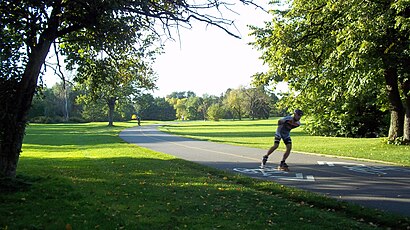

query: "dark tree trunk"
(0, 121), (25, 179)
(402, 79), (410, 142)
(107, 98), (116, 126)
(0, 4), (61, 177)
(384, 67), (404, 141)
(0, 40), (53, 178)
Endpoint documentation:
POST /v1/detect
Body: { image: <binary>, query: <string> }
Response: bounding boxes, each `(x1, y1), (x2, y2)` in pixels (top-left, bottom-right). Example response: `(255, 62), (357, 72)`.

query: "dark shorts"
(274, 134), (292, 145)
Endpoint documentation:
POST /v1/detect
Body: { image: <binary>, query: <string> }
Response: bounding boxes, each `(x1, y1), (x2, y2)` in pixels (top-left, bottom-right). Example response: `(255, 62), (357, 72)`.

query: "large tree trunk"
(0, 115), (25, 179)
(384, 67), (404, 141)
(402, 79), (410, 142)
(0, 3), (62, 178)
(0, 41), (53, 178)
(404, 102), (410, 143)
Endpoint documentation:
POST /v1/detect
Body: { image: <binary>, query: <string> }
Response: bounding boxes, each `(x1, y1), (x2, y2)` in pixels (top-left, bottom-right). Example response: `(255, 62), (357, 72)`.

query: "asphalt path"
(120, 124), (410, 217)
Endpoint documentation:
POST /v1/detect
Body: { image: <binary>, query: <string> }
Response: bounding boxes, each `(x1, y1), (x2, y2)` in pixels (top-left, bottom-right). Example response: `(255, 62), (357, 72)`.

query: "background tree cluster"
(251, 0), (410, 141)
(164, 88), (284, 121)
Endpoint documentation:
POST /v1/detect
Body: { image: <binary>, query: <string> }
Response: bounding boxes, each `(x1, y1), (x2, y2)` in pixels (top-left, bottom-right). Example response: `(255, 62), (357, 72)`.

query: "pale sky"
(152, 2), (271, 97)
(43, 1), (278, 97)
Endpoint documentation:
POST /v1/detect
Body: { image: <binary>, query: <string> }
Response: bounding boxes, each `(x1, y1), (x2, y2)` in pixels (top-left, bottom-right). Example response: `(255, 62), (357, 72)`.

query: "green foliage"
(30, 116), (64, 124)
(223, 88), (247, 120)
(186, 96), (204, 120)
(207, 104), (224, 121)
(175, 98), (188, 120)
(30, 116), (86, 124)
(65, 30), (159, 125)
(163, 89), (281, 121)
(250, 0), (410, 138)
(28, 88), (60, 119)
(137, 94), (176, 121)
(244, 86), (271, 119)
(302, 94), (389, 137)
(28, 83), (81, 121)
(166, 92), (223, 121)
(166, 91), (196, 99)
(77, 99), (108, 122)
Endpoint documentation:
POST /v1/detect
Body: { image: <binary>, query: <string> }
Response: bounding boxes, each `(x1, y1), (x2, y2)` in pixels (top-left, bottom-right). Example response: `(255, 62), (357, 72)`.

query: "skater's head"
(293, 109), (303, 121)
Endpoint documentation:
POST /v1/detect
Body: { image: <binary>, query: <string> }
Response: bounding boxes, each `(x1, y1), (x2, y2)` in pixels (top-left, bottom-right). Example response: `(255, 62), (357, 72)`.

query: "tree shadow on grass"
(1, 157), (291, 229)
(23, 133), (120, 147)
(24, 123), (127, 147)
(0, 176), (34, 193)
(2, 157), (409, 229)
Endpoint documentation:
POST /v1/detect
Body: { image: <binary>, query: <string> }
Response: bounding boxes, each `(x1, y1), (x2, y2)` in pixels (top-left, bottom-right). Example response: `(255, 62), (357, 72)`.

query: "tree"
(28, 88), (60, 119)
(175, 98), (188, 120)
(202, 94), (223, 120)
(167, 91), (196, 99)
(166, 91), (201, 120)
(1, 0), (262, 178)
(51, 83), (75, 121)
(28, 84), (84, 123)
(69, 36), (157, 126)
(223, 88), (246, 120)
(77, 98), (107, 122)
(137, 94), (176, 121)
(243, 86), (271, 119)
(267, 91), (285, 117)
(207, 103), (224, 121)
(185, 96), (201, 120)
(154, 98), (177, 121)
(251, 0), (409, 140)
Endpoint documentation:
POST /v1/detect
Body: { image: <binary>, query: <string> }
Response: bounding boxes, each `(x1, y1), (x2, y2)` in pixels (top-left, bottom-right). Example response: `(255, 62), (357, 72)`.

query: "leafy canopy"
(250, 0), (410, 137)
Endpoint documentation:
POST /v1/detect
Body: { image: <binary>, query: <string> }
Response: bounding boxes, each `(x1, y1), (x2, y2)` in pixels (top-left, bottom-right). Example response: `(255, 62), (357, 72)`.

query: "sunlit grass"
(160, 119), (410, 166)
(0, 121), (408, 229)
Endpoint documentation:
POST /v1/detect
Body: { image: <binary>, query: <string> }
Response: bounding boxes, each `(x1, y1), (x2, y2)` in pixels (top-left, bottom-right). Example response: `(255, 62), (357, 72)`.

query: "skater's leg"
(261, 143), (278, 167)
(261, 138), (280, 168)
(266, 142), (279, 157)
(278, 138), (292, 171)
(265, 135), (281, 157)
(281, 143), (292, 162)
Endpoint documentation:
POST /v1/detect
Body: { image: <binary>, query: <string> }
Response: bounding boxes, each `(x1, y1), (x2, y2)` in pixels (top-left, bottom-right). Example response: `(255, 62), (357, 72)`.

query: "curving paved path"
(120, 124), (410, 217)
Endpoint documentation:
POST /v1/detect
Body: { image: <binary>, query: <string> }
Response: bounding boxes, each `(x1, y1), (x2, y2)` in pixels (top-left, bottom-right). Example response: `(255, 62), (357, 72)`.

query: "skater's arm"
(277, 116), (290, 125)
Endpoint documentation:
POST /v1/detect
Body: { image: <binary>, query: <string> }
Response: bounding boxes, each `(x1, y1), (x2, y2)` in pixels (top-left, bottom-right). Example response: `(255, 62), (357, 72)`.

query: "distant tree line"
(28, 84), (286, 124)
(30, 78), (391, 140)
(164, 88), (284, 121)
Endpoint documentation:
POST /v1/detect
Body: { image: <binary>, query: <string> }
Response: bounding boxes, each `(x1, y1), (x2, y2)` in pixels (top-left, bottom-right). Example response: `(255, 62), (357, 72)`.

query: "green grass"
(0, 121), (409, 229)
(159, 119), (410, 166)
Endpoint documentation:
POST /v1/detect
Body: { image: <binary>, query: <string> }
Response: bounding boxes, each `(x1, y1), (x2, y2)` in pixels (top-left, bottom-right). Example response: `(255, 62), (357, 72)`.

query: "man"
(261, 109), (304, 170)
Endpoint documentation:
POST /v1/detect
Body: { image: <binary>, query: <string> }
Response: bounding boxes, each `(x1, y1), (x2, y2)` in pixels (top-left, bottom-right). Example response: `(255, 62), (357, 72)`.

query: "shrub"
(68, 117), (87, 123)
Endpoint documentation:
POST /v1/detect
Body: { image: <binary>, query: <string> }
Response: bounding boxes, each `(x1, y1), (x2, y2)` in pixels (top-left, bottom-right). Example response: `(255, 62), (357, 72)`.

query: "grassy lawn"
(159, 119), (410, 166)
(0, 121), (409, 229)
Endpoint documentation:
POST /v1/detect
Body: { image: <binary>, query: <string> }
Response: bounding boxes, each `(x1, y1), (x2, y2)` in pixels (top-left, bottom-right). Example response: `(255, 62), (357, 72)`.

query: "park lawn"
(159, 119), (410, 166)
(0, 122), (408, 229)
